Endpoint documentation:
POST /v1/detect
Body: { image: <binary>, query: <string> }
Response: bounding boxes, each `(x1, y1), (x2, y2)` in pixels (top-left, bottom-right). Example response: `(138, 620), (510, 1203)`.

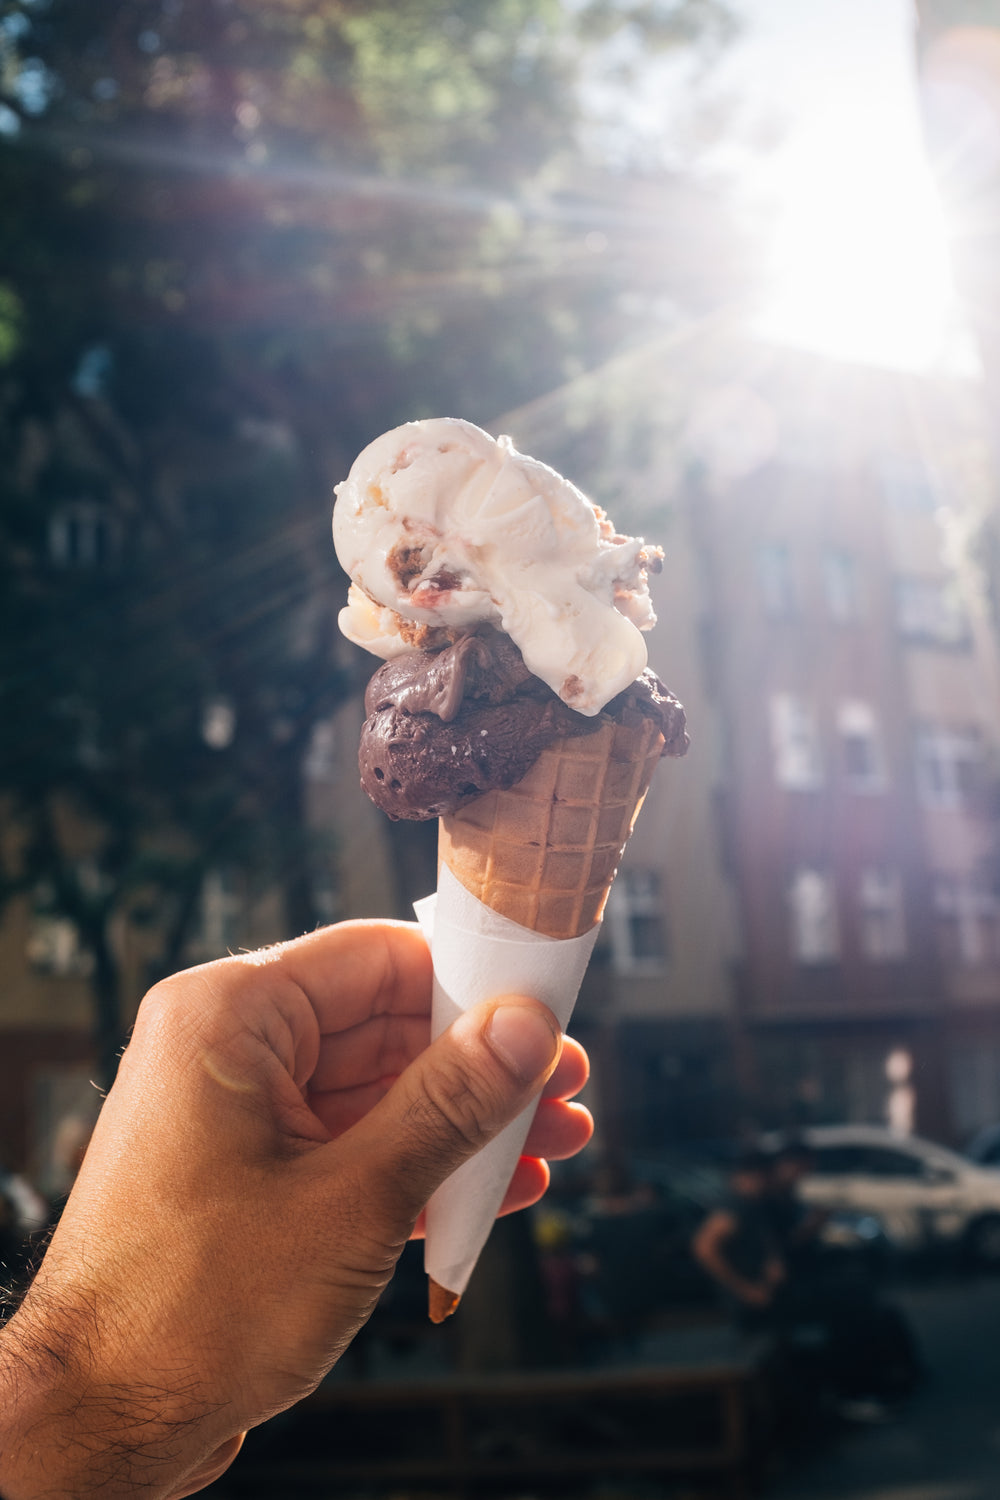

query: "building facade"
(678, 345), (1000, 1143)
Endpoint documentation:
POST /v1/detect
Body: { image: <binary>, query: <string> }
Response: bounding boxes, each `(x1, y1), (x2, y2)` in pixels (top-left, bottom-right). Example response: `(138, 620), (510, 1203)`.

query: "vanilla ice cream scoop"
(332, 417), (661, 715)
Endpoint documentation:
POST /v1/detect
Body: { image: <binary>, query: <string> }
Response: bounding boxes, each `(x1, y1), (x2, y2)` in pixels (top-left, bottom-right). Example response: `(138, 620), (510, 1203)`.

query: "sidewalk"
(767, 1275), (1000, 1500)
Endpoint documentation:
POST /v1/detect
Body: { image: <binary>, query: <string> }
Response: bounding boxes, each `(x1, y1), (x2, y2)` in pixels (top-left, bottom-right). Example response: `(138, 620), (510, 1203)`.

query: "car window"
(809, 1146), (867, 1175)
(852, 1147), (925, 1178)
(809, 1143), (927, 1178)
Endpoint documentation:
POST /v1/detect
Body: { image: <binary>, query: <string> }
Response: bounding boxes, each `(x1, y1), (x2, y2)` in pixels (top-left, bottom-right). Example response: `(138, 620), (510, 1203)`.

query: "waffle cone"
(438, 714), (665, 940)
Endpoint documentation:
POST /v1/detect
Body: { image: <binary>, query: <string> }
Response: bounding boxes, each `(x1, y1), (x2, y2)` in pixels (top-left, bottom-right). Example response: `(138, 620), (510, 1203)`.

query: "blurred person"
(764, 1138), (923, 1423)
(764, 1137), (830, 1278)
(0, 919), (593, 1499)
(693, 1150), (836, 1451)
(691, 1149), (786, 1335)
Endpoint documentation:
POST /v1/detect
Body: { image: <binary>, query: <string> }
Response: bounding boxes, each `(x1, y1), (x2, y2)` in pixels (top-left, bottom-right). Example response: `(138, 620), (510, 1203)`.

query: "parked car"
(794, 1124), (1000, 1266)
(964, 1122), (1000, 1169)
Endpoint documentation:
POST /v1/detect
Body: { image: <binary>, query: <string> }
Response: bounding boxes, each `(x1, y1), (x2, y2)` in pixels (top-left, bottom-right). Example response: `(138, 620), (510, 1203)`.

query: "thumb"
(347, 997), (562, 1237)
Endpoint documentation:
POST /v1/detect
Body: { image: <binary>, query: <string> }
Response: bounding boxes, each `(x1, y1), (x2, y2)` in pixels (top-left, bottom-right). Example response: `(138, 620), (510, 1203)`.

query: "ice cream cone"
(438, 714), (666, 940)
(424, 714), (666, 1322)
(333, 417), (686, 1330)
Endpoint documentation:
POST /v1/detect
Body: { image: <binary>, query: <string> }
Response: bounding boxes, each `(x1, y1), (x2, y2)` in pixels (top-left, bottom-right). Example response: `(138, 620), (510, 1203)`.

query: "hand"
(0, 920), (592, 1499)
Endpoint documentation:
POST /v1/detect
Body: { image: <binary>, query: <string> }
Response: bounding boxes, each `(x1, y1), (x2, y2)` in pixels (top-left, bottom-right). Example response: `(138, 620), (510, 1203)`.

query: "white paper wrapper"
(414, 863), (601, 1301)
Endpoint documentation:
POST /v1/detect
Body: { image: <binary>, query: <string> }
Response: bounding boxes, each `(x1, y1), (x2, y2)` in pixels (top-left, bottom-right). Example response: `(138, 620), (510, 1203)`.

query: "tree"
(0, 0), (745, 1083)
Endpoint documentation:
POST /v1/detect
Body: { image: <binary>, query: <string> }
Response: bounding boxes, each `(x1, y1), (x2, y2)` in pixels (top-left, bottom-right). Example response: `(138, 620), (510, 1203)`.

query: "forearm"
(0, 1283), (227, 1500)
(694, 1247), (766, 1303)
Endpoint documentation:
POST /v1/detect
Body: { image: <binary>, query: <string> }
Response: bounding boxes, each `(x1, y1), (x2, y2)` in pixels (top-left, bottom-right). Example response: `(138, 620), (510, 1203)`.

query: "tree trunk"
(455, 1213), (554, 1373)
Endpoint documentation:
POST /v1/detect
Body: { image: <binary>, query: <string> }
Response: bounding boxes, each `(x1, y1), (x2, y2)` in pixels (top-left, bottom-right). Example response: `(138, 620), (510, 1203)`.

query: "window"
(48, 501), (119, 568)
(26, 887), (93, 978)
(304, 719), (337, 780)
(934, 877), (1000, 966)
(823, 551), (862, 622)
(789, 868), (840, 964)
(195, 869), (243, 958)
(837, 700), (885, 792)
(606, 868), (668, 973)
(31, 1065), (101, 1200)
(810, 1145), (867, 1176)
(810, 1143), (927, 1179)
(851, 1147), (925, 1179)
(894, 576), (969, 647)
(27, 914), (93, 977)
(73, 343), (112, 399)
(914, 726), (982, 809)
(310, 872), (340, 926)
(202, 698), (236, 750)
(756, 542), (796, 618)
(770, 694), (823, 790)
(949, 1042), (1000, 1139)
(858, 869), (907, 961)
(878, 454), (939, 513)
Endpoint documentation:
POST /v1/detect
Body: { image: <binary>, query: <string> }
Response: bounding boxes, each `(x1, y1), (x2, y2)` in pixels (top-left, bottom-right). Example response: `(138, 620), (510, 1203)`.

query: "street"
(213, 1271), (1000, 1498)
(769, 1274), (1000, 1500)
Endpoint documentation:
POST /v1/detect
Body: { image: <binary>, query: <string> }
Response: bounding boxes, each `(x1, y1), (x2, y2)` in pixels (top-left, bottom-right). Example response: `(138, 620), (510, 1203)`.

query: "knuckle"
(410, 1063), (501, 1161)
(135, 972), (212, 1042)
(130, 968), (239, 1071)
(130, 976), (188, 1048)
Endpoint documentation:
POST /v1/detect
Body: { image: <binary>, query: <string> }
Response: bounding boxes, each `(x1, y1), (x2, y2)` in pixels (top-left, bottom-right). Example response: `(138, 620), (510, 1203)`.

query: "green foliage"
(342, 1), (570, 176)
(0, 282), (21, 362)
(576, 0), (739, 51)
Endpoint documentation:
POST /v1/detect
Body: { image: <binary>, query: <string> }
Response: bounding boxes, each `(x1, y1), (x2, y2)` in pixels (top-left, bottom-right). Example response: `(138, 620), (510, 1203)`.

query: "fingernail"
(486, 1004), (559, 1084)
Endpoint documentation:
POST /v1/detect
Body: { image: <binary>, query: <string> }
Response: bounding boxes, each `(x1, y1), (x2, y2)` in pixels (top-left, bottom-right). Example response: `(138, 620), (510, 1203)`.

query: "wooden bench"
(234, 1358), (760, 1498)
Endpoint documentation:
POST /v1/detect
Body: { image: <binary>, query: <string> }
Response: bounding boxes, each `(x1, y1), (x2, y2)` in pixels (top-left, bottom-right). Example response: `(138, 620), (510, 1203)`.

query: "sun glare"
(755, 117), (966, 373)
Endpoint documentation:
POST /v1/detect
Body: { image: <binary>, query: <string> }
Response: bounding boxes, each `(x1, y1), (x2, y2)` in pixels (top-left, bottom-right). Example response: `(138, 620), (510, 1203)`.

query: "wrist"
(0, 1313), (76, 1498)
(0, 1281), (225, 1500)
(0, 1290), (124, 1500)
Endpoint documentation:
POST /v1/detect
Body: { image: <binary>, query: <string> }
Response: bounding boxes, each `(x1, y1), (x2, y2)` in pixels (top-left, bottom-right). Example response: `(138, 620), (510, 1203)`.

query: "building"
(496, 334), (1000, 1152)
(341, 337), (1000, 1156)
(672, 341), (1000, 1143)
(572, 470), (744, 1157)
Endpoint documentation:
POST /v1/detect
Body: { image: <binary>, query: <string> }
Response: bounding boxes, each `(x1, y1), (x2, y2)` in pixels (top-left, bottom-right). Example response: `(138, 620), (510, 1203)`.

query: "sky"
(708, 0), (976, 374)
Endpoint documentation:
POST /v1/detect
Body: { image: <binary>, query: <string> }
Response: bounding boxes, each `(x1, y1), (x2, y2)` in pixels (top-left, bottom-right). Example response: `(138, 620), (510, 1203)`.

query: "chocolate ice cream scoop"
(359, 628), (687, 820)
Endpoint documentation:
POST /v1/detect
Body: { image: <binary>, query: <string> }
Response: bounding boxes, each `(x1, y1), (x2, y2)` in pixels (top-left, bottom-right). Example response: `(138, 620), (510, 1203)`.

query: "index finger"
(249, 919), (434, 1036)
